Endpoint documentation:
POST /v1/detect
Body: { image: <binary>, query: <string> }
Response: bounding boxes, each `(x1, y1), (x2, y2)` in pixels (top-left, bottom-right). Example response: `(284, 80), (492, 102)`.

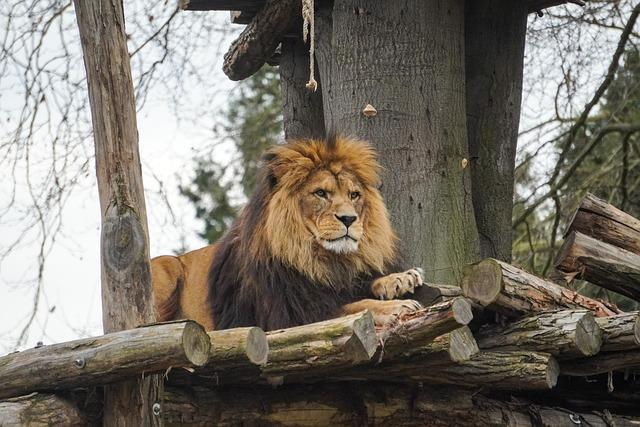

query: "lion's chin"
(321, 237), (359, 254)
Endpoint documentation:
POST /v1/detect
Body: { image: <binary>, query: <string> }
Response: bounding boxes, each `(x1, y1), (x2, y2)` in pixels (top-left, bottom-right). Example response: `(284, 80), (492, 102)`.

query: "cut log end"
(461, 259), (502, 306)
(452, 298), (474, 326)
(246, 327), (269, 366)
(546, 356), (560, 389)
(346, 311), (378, 361)
(575, 312), (603, 357)
(448, 327), (479, 362)
(182, 321), (212, 366)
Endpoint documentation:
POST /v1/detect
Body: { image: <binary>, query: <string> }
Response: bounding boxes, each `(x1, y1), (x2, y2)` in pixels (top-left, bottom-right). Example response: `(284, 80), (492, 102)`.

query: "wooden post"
(73, 1), (161, 424)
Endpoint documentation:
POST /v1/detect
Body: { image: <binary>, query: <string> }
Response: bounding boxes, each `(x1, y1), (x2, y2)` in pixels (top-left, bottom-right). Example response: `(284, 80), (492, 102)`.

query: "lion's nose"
(336, 215), (357, 228)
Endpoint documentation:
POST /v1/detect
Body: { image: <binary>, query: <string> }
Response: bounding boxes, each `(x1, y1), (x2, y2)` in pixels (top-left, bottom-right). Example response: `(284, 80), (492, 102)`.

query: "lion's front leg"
(371, 268), (424, 300)
(341, 299), (423, 326)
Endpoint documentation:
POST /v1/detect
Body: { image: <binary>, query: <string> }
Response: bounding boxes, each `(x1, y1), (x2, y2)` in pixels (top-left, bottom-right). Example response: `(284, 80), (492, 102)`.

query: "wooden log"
(222, 0), (298, 80)
(462, 258), (620, 317)
(180, 0), (263, 11)
(555, 231), (640, 301)
(230, 10), (258, 24)
(406, 326), (479, 363)
(378, 297), (474, 357)
(207, 327), (268, 369)
(73, 0), (161, 423)
(415, 282), (462, 306)
(406, 351), (560, 390)
(0, 393), (95, 426)
(562, 350), (640, 376)
(476, 309), (602, 358)
(566, 192), (640, 256)
(0, 321), (210, 400)
(596, 312), (640, 352)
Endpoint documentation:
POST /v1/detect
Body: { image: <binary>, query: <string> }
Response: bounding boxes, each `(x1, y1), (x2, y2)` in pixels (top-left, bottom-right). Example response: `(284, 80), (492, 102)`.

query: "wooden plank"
(462, 258), (620, 317)
(0, 321), (210, 400)
(555, 231), (640, 302)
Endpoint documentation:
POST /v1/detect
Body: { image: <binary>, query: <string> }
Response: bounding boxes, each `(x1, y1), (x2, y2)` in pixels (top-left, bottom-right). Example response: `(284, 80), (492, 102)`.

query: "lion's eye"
(314, 189), (328, 198)
(350, 191), (361, 200)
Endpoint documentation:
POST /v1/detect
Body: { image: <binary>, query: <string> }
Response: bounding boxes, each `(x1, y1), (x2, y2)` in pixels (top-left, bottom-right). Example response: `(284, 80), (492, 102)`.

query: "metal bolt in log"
(0, 321), (210, 400)
(476, 309), (603, 358)
(462, 258), (620, 317)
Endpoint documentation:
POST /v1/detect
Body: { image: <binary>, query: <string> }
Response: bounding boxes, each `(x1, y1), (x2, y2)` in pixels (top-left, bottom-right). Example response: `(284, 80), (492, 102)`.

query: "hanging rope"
(302, 0), (317, 92)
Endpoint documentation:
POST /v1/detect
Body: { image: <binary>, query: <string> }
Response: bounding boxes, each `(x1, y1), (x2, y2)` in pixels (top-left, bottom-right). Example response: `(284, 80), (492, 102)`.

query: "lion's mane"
(208, 136), (399, 330)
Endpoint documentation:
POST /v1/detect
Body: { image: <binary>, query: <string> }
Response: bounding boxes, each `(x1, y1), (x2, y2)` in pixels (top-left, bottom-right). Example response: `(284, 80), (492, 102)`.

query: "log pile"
(2, 193), (640, 425)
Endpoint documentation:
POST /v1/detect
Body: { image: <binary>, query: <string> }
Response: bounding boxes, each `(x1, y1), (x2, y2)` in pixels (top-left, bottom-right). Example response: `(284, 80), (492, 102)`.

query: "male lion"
(151, 136), (423, 331)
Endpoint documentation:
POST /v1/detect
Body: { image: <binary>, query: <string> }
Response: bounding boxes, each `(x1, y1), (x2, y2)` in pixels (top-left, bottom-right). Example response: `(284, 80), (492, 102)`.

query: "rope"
(302, 0), (317, 91)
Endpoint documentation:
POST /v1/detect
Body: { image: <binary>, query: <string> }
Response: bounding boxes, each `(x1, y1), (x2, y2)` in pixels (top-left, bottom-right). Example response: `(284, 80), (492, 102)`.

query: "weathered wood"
(415, 282), (462, 306)
(555, 231), (640, 301)
(405, 351), (560, 390)
(403, 326), (479, 363)
(180, 0), (262, 11)
(476, 309), (602, 358)
(222, 0), (298, 80)
(0, 321), (210, 400)
(465, 0), (527, 262)
(566, 193), (640, 256)
(562, 350), (640, 376)
(279, 37), (326, 140)
(73, 0), (161, 423)
(378, 297), (473, 358)
(230, 10), (258, 24)
(462, 258), (620, 317)
(0, 393), (95, 426)
(596, 312), (640, 352)
(206, 326), (268, 369)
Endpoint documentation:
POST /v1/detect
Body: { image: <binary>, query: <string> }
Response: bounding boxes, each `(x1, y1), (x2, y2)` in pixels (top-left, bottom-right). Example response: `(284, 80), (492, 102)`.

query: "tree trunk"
(555, 231), (640, 302)
(465, 0), (527, 261)
(279, 37), (326, 139)
(316, 0), (480, 286)
(73, 1), (161, 424)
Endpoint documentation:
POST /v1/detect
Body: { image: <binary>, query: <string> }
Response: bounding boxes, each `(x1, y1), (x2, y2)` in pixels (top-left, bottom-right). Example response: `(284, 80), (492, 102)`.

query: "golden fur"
(152, 136), (422, 330)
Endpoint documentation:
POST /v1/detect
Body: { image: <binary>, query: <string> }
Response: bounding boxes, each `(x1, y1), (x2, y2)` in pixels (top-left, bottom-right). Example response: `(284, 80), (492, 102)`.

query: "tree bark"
(0, 321), (210, 400)
(0, 393), (95, 426)
(596, 312), (640, 352)
(206, 326), (269, 369)
(316, 0), (480, 286)
(73, 0), (161, 424)
(279, 37), (326, 140)
(555, 231), (640, 302)
(465, 0), (527, 262)
(462, 258), (620, 317)
(417, 282), (463, 306)
(565, 193), (640, 256)
(562, 350), (640, 376)
(476, 310), (602, 358)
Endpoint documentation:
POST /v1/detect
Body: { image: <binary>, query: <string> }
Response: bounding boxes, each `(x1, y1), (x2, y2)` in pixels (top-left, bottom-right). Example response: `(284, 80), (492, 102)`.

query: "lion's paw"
(368, 299), (422, 326)
(371, 268), (424, 300)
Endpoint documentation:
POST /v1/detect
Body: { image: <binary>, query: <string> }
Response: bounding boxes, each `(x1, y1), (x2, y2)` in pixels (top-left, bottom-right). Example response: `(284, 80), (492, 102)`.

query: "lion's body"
(151, 136), (423, 331)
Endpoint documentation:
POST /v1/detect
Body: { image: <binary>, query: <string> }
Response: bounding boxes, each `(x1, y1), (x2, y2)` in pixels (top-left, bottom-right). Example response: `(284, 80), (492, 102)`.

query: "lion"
(151, 136), (424, 331)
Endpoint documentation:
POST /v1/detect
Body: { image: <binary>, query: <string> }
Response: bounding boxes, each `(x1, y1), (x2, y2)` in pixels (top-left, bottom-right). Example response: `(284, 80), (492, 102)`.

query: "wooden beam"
(556, 231), (640, 301)
(222, 0), (299, 80)
(180, 0), (263, 11)
(206, 327), (269, 369)
(565, 193), (640, 256)
(72, 0), (161, 424)
(476, 309), (602, 358)
(462, 258), (620, 317)
(0, 321), (210, 400)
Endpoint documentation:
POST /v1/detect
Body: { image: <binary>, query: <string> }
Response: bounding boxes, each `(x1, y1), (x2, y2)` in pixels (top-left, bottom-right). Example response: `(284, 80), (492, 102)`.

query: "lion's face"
(300, 169), (365, 254)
